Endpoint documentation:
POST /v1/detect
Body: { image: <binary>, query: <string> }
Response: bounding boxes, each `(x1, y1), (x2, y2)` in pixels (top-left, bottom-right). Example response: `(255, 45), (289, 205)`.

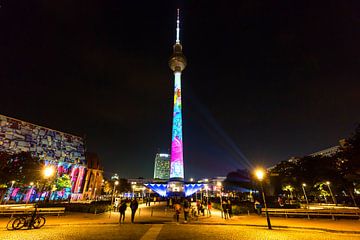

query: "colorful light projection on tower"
(169, 9), (187, 180)
(170, 72), (183, 179)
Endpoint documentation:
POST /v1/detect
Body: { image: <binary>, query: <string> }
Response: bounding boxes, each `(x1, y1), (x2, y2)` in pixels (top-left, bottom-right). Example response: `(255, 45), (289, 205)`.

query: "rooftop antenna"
(176, 8), (180, 44)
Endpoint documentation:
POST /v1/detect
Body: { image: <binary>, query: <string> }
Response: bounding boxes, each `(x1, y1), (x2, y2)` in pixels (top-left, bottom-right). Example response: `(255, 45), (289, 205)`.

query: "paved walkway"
(1, 202), (359, 234)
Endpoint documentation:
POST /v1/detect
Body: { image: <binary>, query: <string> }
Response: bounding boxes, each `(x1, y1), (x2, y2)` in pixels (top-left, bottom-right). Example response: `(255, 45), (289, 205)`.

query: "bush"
(38, 201), (111, 214)
(212, 201), (256, 215)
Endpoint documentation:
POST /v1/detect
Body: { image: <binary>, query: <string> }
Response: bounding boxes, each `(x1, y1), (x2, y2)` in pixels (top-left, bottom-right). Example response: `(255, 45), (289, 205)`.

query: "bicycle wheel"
(12, 217), (26, 230)
(33, 216), (46, 229)
(6, 218), (16, 230)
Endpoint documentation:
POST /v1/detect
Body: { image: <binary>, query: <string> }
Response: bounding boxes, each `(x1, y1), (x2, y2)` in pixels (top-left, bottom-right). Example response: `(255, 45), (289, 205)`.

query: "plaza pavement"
(1, 202), (359, 234)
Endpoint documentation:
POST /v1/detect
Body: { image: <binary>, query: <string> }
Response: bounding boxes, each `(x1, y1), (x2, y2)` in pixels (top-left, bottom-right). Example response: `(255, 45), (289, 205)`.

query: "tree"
(103, 180), (113, 194)
(224, 169), (252, 192)
(337, 124), (360, 205)
(55, 174), (72, 190)
(0, 152), (42, 185)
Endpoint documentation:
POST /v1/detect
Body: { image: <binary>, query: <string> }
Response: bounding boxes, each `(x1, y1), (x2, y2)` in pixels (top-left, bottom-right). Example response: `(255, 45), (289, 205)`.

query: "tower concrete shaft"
(169, 9), (186, 181)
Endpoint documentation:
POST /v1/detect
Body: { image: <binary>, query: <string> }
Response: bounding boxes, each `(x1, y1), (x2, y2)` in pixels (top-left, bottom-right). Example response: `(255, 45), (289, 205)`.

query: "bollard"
(247, 210), (250, 216)
(94, 208), (97, 215)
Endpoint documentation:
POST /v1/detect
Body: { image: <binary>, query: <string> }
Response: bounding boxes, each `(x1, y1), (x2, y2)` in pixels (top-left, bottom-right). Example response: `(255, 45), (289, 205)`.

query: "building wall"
(0, 114), (86, 199)
(0, 114), (85, 164)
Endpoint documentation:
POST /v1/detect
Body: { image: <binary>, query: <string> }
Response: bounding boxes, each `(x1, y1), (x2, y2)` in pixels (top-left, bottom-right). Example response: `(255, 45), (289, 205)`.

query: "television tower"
(169, 9), (187, 181)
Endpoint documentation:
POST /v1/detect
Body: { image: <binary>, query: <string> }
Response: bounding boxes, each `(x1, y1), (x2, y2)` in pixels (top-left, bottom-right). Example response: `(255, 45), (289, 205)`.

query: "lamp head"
(44, 166), (55, 178)
(255, 168), (265, 181)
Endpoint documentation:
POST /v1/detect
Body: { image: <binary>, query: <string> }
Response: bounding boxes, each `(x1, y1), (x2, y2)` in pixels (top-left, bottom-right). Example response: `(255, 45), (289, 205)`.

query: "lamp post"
(326, 181), (336, 205)
(109, 180), (119, 218)
(255, 168), (272, 230)
(217, 182), (223, 218)
(132, 185), (135, 199)
(5, 180), (16, 204)
(26, 182), (34, 204)
(43, 166), (55, 202)
(302, 183), (310, 219)
(205, 184), (209, 216)
(301, 183), (309, 208)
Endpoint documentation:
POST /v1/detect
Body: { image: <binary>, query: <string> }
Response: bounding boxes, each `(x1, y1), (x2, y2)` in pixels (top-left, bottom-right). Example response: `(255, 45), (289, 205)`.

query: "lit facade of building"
(153, 153), (170, 180)
(82, 152), (104, 200)
(0, 114), (86, 200)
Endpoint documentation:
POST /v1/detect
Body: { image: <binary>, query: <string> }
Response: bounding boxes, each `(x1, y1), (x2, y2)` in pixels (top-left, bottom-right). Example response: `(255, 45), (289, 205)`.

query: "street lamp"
(132, 185), (136, 199)
(109, 180), (119, 218)
(301, 183), (309, 208)
(44, 166), (55, 178)
(255, 168), (272, 230)
(326, 181), (337, 205)
(43, 166), (55, 202)
(204, 184), (209, 216)
(26, 182), (34, 204)
(5, 180), (16, 204)
(217, 181), (223, 218)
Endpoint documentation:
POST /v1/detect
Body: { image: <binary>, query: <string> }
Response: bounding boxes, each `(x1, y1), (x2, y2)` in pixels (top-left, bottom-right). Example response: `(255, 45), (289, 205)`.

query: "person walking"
(227, 200), (232, 219)
(207, 201), (212, 216)
(130, 198), (139, 223)
(174, 201), (181, 223)
(222, 200), (228, 219)
(119, 200), (127, 224)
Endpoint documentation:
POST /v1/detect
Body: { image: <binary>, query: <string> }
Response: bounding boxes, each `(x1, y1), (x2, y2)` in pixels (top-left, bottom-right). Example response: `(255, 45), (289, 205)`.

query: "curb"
(187, 222), (360, 235)
(43, 221), (360, 235)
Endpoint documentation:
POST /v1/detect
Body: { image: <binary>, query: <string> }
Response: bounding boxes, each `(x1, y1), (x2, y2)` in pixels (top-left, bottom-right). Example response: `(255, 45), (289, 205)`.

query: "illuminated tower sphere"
(169, 9), (187, 181)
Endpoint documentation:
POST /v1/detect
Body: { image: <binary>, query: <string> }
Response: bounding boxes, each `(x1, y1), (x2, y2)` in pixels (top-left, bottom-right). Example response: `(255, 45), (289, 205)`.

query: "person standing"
(119, 200), (127, 224)
(183, 199), (190, 223)
(130, 198), (139, 223)
(254, 200), (262, 215)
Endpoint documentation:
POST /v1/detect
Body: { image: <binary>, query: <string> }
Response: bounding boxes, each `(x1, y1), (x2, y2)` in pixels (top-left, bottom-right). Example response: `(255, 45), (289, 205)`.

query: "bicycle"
(12, 214), (46, 229)
(8, 204), (46, 230)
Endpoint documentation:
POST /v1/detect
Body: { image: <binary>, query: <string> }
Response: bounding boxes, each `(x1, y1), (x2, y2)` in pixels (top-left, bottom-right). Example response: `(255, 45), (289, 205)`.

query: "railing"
(262, 207), (360, 220)
(0, 204), (65, 217)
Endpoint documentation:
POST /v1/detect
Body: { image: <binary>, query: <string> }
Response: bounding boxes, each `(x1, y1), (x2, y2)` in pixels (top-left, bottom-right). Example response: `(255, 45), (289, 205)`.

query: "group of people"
(117, 198), (139, 224)
(221, 199), (233, 219)
(169, 198), (212, 223)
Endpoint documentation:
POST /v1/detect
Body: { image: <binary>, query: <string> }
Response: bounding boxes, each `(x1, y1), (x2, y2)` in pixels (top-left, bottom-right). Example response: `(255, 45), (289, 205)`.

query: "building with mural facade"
(0, 114), (86, 201)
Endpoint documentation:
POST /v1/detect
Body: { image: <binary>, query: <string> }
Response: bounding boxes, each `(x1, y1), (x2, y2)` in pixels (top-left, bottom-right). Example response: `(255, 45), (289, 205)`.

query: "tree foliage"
(55, 174), (71, 190)
(270, 124), (360, 201)
(0, 152), (43, 186)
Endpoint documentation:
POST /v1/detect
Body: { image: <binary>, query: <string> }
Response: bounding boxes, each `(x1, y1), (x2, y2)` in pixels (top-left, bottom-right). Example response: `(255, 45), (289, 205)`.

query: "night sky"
(1, 1), (360, 179)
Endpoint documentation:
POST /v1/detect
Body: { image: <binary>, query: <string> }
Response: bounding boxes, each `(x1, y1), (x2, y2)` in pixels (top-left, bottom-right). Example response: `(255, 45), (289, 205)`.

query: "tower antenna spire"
(176, 8), (180, 44)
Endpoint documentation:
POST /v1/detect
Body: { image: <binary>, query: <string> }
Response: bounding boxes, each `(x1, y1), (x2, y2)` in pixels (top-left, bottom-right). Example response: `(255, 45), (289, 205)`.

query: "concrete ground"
(0, 203), (360, 237)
